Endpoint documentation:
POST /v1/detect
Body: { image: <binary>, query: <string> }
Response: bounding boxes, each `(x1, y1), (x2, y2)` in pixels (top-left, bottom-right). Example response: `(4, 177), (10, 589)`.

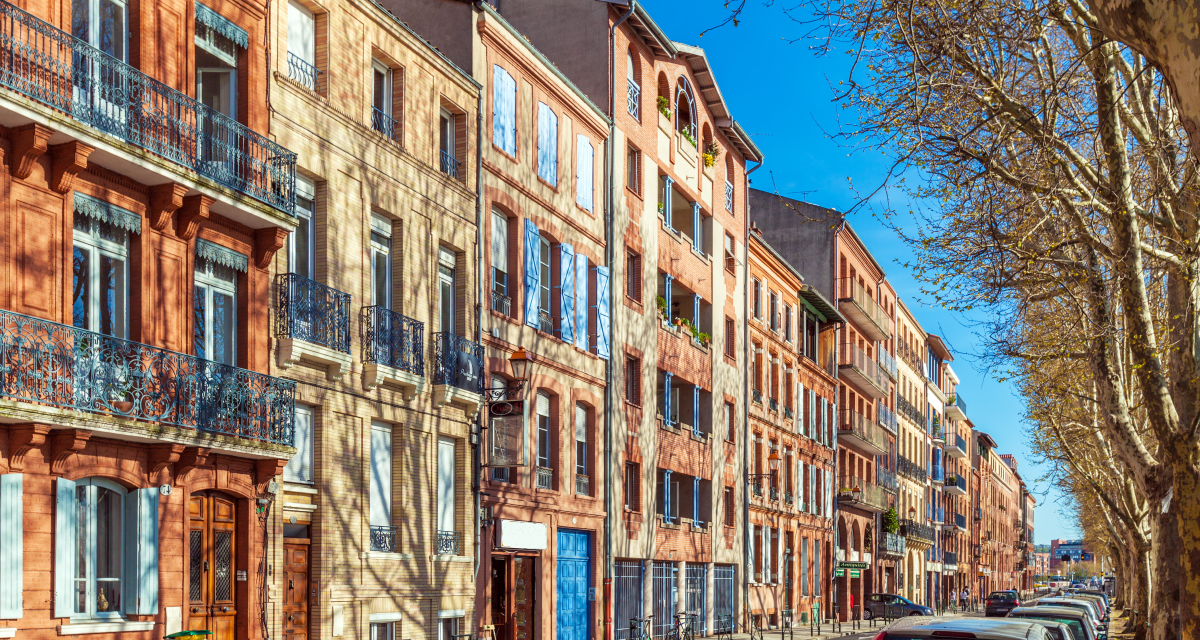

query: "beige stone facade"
(266, 0), (481, 637)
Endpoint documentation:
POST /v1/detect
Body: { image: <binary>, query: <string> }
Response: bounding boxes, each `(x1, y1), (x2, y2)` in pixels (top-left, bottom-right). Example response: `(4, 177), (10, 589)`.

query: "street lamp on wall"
(747, 449), (782, 485)
(485, 346), (533, 403)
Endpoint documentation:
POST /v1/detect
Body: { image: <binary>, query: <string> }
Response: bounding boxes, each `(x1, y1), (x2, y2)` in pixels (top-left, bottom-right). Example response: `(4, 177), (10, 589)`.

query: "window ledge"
(0, 629), (14, 639)
(362, 362), (424, 398)
(277, 337), (353, 382)
(282, 482), (318, 494)
(59, 621), (156, 635)
(360, 551), (415, 561)
(282, 502), (318, 513)
(433, 555), (472, 563)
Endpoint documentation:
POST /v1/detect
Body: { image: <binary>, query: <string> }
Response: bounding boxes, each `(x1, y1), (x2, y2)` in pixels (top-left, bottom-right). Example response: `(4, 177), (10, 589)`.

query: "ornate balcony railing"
(370, 525), (396, 552)
(897, 340), (923, 371)
(576, 474), (590, 496)
(752, 388), (763, 405)
(768, 398), (779, 413)
(725, 181), (734, 212)
(901, 519), (937, 544)
(897, 455), (927, 483)
(0, 309), (295, 445)
(897, 395), (924, 425)
(372, 107), (397, 140)
(440, 150), (462, 180)
(880, 531), (906, 559)
(784, 406), (794, 419)
(877, 401), (898, 434)
(432, 333), (484, 394)
(944, 551), (957, 566)
(536, 466), (553, 489)
(491, 291), (512, 316)
(437, 530), (461, 555)
(287, 52), (321, 93)
(751, 481), (763, 497)
(538, 309), (554, 334)
(360, 306), (424, 375)
(877, 467), (899, 493)
(276, 273), (352, 353)
(836, 475), (888, 512)
(0, 0), (296, 215)
(627, 78), (640, 119)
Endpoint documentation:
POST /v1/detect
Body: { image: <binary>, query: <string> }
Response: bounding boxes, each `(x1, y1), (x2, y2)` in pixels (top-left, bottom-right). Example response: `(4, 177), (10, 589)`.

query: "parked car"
(1068, 594), (1109, 621)
(870, 617), (1059, 640)
(1008, 606), (1102, 640)
(986, 591), (1022, 617)
(1034, 599), (1105, 635)
(1076, 590), (1109, 611)
(864, 593), (934, 619)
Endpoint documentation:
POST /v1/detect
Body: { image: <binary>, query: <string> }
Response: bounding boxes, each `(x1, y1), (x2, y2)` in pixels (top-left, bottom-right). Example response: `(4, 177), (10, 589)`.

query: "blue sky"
(637, 0), (1076, 544)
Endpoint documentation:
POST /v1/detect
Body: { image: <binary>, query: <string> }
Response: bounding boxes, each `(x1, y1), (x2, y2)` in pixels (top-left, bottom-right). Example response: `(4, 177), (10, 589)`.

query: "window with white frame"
(372, 60), (394, 136)
(538, 235), (552, 331)
(536, 392), (552, 481)
(752, 278), (761, 319)
(491, 210), (509, 304)
(537, 102), (557, 185)
(283, 405), (314, 483)
(575, 403), (588, 493)
(286, 0), (317, 90)
(194, 247), (240, 366)
(370, 214), (392, 308)
(437, 437), (456, 540)
(72, 209), (131, 337)
(289, 176), (315, 280)
(369, 421), (392, 531)
(370, 623), (395, 640)
(784, 304), (793, 342)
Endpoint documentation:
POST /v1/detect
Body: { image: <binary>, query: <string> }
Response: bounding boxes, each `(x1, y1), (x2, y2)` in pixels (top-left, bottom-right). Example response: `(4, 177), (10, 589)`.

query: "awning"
(196, 2), (249, 48)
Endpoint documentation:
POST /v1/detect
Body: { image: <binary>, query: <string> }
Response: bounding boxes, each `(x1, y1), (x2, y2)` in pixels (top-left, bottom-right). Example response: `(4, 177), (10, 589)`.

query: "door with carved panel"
(189, 492), (238, 640)
(282, 543), (310, 640)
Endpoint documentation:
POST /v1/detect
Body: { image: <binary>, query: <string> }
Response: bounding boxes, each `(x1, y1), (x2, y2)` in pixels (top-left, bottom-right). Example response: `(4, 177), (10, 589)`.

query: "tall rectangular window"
(492, 66), (516, 155)
(627, 250), (642, 302)
(536, 392), (552, 490)
(724, 233), (735, 272)
(627, 145), (641, 194)
(625, 462), (640, 510)
(438, 247), (457, 334)
(725, 402), (735, 442)
(784, 305), (793, 342)
(752, 278), (761, 318)
(72, 215), (130, 337)
(769, 292), (778, 331)
(289, 176), (315, 280)
(538, 236), (552, 332)
(286, 0), (317, 90)
(437, 437), (456, 540)
(369, 421), (392, 529)
(537, 102), (558, 185)
(370, 214), (391, 308)
(625, 356), (642, 405)
(575, 402), (588, 482)
(724, 486), (734, 527)
(577, 136), (594, 211)
(194, 253), (238, 366)
(440, 109), (457, 168)
(725, 317), (735, 359)
(283, 405), (314, 483)
(371, 60), (393, 137)
(491, 211), (510, 314)
(801, 538), (810, 596)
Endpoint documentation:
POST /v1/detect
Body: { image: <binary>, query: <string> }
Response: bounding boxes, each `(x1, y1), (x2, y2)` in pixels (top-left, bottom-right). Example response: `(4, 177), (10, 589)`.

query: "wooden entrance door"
(513, 557), (536, 640)
(189, 492), (238, 640)
(283, 544), (310, 640)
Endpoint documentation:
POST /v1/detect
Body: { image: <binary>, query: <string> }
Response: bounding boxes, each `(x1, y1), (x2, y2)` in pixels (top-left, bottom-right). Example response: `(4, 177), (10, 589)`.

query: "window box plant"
(657, 95), (671, 118)
(702, 142), (721, 168)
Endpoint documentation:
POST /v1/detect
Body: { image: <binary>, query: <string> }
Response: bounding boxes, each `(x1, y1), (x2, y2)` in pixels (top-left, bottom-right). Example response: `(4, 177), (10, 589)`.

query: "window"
(72, 213), (130, 337)
(537, 102), (558, 185)
(723, 486), (734, 527)
(370, 421), (393, 531)
(769, 292), (778, 332)
(194, 2), (240, 122)
(492, 66), (516, 155)
(194, 249), (239, 366)
(70, 478), (124, 618)
(73, 0), (126, 67)
(626, 49), (640, 119)
(627, 145), (641, 194)
(438, 247), (457, 334)
(370, 214), (392, 308)
(440, 109), (459, 178)
(370, 623), (395, 640)
(725, 401), (735, 442)
(439, 617), (464, 640)
(437, 437), (456, 541)
(576, 136), (594, 211)
(286, 0), (317, 90)
(658, 469), (679, 523)
(784, 305), (793, 342)
(675, 77), (696, 139)
(491, 211), (510, 313)
(575, 403), (589, 494)
(536, 235), (554, 333)
(724, 233), (736, 272)
(801, 537), (810, 596)
(752, 278), (761, 319)
(536, 392), (553, 489)
(283, 405), (314, 483)
(289, 176), (315, 279)
(372, 60), (394, 137)
(724, 317), (735, 359)
(627, 250), (643, 302)
(625, 356), (642, 405)
(625, 462), (640, 510)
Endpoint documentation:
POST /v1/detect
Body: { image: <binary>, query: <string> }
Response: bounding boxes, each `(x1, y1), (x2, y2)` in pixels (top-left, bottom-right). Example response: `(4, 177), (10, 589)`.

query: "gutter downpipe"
(831, 217), (845, 623)
(742, 159), (763, 632)
(471, 10), (486, 630)
(606, 5), (636, 640)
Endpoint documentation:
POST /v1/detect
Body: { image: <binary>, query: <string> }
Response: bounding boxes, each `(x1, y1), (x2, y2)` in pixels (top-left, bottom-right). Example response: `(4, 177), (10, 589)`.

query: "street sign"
(838, 562), (869, 570)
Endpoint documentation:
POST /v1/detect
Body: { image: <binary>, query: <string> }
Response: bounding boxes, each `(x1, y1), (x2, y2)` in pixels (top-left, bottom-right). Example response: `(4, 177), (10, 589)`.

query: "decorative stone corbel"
(175, 446), (211, 479)
(149, 183), (189, 231)
(50, 429), (92, 475)
(148, 443), (186, 478)
(256, 458), (287, 487)
(10, 123), (52, 180)
(254, 227), (289, 270)
(8, 423), (51, 471)
(176, 194), (213, 241)
(48, 141), (94, 193)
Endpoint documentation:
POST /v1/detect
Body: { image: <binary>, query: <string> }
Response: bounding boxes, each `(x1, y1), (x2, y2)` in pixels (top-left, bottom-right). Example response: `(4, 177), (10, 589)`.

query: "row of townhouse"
(0, 1), (1038, 640)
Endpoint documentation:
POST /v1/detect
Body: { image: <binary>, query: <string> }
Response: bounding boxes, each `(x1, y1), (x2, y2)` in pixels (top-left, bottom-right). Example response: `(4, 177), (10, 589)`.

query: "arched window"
(675, 77), (696, 140)
(656, 72), (670, 118)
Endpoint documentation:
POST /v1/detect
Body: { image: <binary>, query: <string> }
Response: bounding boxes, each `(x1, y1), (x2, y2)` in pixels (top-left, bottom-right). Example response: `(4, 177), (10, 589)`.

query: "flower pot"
(113, 400), (134, 413)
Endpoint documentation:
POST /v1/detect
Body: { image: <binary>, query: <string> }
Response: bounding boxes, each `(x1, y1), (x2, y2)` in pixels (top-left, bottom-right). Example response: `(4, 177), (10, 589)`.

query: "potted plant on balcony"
(657, 95), (671, 118)
(680, 127), (697, 148)
(701, 142), (721, 168)
(883, 507), (900, 535)
(656, 296), (670, 323)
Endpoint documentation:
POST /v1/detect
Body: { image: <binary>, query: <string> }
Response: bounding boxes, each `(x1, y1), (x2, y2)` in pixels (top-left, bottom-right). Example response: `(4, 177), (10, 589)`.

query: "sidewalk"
(719, 609), (987, 640)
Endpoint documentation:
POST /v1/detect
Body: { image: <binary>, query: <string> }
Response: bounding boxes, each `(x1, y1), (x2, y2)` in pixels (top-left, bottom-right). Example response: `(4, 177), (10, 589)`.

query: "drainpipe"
(472, 47), (486, 635)
(605, 5), (635, 640)
(831, 218), (844, 622)
(741, 159), (762, 631)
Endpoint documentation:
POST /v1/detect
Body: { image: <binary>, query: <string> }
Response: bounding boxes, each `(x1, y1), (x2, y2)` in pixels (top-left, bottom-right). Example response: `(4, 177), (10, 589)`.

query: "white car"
(871, 617), (1059, 640)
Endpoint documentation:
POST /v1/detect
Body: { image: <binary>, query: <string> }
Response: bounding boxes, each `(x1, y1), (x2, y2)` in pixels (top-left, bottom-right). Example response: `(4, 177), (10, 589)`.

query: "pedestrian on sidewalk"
(960, 588), (969, 611)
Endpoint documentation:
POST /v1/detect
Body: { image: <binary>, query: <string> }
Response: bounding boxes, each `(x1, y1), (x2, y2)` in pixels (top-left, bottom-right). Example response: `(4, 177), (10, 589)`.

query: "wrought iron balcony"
(0, 0), (296, 215)
(946, 392), (967, 421)
(370, 525), (397, 552)
(536, 466), (553, 489)
(837, 277), (892, 341)
(784, 406), (794, 419)
(944, 551), (957, 566)
(836, 475), (888, 513)
(768, 398), (779, 413)
(287, 52), (321, 93)
(360, 306), (424, 375)
(838, 408), (888, 456)
(440, 150), (462, 180)
(944, 474), (967, 496)
(898, 455), (927, 483)
(838, 343), (889, 398)
(877, 467), (899, 493)
(783, 490), (793, 505)
(751, 481), (763, 497)
(877, 401), (898, 434)
(901, 519), (937, 545)
(931, 463), (944, 482)
(491, 290), (512, 316)
(945, 432), (968, 459)
(956, 513), (967, 530)
(538, 309), (554, 334)
(769, 486), (779, 501)
(752, 388), (763, 405)
(432, 333), (484, 394)
(0, 309), (295, 445)
(897, 340), (923, 371)
(880, 531), (906, 560)
(725, 181), (734, 212)
(276, 273), (352, 353)
(576, 474), (590, 496)
(437, 530), (461, 555)
(627, 78), (640, 119)
(372, 107), (397, 140)
(897, 395), (925, 425)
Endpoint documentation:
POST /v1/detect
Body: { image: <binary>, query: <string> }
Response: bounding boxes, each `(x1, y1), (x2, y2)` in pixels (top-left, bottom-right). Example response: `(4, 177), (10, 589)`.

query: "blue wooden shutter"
(124, 488), (159, 615)
(664, 275), (673, 313)
(524, 219), (540, 327)
(692, 477), (701, 525)
(692, 202), (701, 252)
(692, 295), (700, 339)
(593, 266), (611, 359)
(662, 176), (674, 229)
(0, 474), (23, 619)
(574, 254), (588, 351)
(692, 385), (700, 437)
(492, 66), (507, 150)
(663, 470), (673, 523)
(663, 371), (673, 425)
(502, 70), (516, 154)
(559, 243), (575, 343)
(537, 103), (557, 185)
(576, 136), (594, 212)
(54, 477), (76, 618)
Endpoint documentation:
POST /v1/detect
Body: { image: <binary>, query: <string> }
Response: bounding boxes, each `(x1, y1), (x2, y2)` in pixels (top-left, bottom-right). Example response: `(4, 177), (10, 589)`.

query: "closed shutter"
(537, 103), (557, 185)
(54, 477), (77, 618)
(798, 383), (806, 436)
(438, 438), (456, 532)
(594, 266), (611, 359)
(0, 474), (23, 619)
(559, 243), (575, 343)
(825, 470), (832, 518)
(820, 397), (828, 446)
(493, 66), (516, 154)
(801, 538), (809, 596)
(370, 422), (393, 527)
(691, 202), (702, 253)
(576, 136), (594, 211)
(575, 254), (589, 351)
(287, 0), (314, 64)
(123, 488), (159, 615)
(524, 219), (540, 327)
(747, 524), (755, 583)
(284, 405), (314, 483)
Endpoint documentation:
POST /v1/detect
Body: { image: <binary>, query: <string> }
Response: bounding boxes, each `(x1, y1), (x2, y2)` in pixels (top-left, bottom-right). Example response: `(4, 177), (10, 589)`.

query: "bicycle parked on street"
(666, 612), (698, 640)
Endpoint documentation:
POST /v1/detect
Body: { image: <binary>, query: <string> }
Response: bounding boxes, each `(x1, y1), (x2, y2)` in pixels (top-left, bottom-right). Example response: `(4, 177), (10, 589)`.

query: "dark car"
(863, 593), (934, 619)
(986, 591), (1022, 617)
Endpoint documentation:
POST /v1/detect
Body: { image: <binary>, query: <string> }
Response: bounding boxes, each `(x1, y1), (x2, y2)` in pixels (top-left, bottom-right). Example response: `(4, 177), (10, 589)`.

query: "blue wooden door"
(557, 529), (591, 640)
